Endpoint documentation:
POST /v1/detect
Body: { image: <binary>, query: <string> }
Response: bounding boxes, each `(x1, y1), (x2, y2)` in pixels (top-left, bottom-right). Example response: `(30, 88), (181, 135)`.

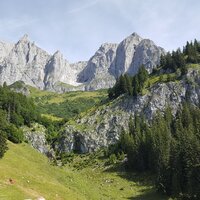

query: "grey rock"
(0, 33), (165, 92)
(23, 123), (55, 159)
(0, 41), (14, 62)
(128, 39), (165, 74)
(113, 32), (143, 77)
(57, 69), (200, 153)
(78, 43), (118, 90)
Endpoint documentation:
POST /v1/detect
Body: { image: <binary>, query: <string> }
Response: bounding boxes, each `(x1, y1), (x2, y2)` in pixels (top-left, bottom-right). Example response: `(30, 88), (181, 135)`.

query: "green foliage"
(5, 124), (24, 143)
(0, 85), (38, 127)
(107, 154), (117, 165)
(38, 98), (98, 120)
(0, 142), (168, 200)
(0, 85), (40, 157)
(112, 104), (200, 199)
(108, 65), (149, 99)
(0, 130), (7, 158)
(30, 89), (107, 120)
(160, 39), (200, 76)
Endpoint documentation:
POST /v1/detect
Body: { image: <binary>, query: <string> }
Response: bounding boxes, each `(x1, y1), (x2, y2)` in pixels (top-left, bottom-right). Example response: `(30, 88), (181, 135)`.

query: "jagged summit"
(131, 32), (140, 36)
(123, 32), (143, 43)
(53, 50), (63, 58)
(0, 33), (165, 92)
(18, 34), (29, 43)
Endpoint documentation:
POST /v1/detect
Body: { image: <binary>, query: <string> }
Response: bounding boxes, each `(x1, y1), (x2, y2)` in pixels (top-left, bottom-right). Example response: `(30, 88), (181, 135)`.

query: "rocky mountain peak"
(114, 32), (143, 77)
(123, 32), (143, 44)
(131, 32), (140, 37)
(18, 34), (29, 43)
(54, 50), (62, 56)
(0, 33), (165, 92)
(52, 50), (64, 60)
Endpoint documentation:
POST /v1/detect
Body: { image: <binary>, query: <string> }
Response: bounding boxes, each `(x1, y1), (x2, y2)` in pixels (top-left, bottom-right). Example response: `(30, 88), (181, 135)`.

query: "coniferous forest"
(109, 104), (200, 199)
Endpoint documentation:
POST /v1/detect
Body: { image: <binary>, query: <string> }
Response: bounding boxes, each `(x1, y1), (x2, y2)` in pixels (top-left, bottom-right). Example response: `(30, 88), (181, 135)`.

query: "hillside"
(28, 86), (107, 120)
(0, 142), (168, 200)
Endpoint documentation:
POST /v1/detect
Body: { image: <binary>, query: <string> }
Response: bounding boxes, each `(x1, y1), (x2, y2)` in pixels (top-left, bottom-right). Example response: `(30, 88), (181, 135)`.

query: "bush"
(0, 130), (7, 158)
(5, 125), (24, 143)
(107, 154), (117, 165)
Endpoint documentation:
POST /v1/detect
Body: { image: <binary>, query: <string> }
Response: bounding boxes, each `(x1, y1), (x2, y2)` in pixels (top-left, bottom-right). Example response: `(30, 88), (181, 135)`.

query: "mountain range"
(0, 33), (165, 92)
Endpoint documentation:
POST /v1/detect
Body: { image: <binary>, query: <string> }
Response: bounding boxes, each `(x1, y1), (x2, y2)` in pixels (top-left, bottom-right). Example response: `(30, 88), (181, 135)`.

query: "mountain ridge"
(0, 33), (165, 92)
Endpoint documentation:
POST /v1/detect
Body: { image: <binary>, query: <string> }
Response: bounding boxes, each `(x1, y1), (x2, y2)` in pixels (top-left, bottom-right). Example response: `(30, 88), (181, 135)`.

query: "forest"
(107, 104), (200, 199)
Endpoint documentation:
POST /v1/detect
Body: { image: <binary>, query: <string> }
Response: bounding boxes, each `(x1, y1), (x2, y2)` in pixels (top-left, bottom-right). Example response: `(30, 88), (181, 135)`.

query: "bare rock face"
(56, 69), (200, 153)
(113, 32), (143, 77)
(23, 123), (55, 159)
(128, 39), (165, 74)
(0, 41), (14, 62)
(76, 32), (165, 90)
(0, 34), (50, 89)
(44, 50), (69, 90)
(0, 33), (165, 92)
(77, 43), (118, 90)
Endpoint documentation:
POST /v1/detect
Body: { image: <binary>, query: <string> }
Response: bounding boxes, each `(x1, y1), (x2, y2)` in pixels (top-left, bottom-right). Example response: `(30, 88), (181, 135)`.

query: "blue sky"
(0, 0), (200, 62)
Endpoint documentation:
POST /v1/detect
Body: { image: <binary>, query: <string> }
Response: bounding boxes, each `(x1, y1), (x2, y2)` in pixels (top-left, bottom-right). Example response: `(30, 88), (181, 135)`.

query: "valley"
(0, 142), (168, 200)
(1, 34), (200, 200)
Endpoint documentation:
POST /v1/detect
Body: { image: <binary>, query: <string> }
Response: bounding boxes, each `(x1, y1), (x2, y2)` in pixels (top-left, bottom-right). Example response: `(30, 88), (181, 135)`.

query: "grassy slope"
(0, 142), (169, 200)
(28, 86), (107, 120)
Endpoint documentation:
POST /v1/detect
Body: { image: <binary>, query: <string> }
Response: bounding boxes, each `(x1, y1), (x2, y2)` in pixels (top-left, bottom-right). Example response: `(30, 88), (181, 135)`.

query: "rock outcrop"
(0, 33), (165, 92)
(23, 123), (55, 159)
(55, 69), (200, 153)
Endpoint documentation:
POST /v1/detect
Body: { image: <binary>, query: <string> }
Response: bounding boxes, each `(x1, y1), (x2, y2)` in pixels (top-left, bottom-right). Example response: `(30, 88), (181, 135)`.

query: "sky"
(0, 0), (200, 62)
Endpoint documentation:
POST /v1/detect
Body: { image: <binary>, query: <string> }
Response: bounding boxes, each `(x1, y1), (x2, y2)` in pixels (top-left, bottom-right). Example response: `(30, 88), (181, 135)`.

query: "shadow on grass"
(104, 164), (169, 200)
(104, 163), (153, 184)
(127, 190), (168, 200)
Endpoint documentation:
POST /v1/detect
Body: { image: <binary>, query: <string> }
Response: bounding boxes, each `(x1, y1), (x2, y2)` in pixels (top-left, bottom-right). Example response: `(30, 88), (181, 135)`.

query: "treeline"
(108, 65), (148, 99)
(0, 84), (39, 158)
(110, 104), (200, 199)
(160, 39), (200, 74)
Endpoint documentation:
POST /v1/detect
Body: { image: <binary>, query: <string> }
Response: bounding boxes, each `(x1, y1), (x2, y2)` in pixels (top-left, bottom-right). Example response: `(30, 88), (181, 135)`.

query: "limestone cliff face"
(128, 39), (165, 74)
(113, 32), (143, 77)
(0, 35), (50, 89)
(0, 33), (165, 92)
(44, 51), (69, 90)
(56, 69), (200, 154)
(78, 43), (118, 90)
(76, 33), (165, 90)
(0, 41), (14, 62)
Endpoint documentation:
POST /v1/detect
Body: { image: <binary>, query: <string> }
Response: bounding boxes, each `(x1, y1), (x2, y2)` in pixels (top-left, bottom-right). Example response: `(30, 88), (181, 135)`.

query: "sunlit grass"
(0, 142), (170, 200)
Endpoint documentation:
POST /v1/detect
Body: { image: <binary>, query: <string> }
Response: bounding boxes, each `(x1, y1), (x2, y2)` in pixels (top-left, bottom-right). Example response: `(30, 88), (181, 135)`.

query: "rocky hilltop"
(55, 69), (200, 153)
(0, 33), (165, 92)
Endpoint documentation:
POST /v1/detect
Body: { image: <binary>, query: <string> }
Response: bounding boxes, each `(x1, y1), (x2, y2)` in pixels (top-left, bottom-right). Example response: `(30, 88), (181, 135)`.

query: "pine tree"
(0, 130), (7, 158)
(132, 76), (140, 96)
(124, 74), (133, 96)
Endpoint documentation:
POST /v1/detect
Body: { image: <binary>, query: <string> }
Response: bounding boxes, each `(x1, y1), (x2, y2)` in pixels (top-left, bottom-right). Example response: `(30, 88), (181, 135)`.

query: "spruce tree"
(0, 130), (7, 158)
